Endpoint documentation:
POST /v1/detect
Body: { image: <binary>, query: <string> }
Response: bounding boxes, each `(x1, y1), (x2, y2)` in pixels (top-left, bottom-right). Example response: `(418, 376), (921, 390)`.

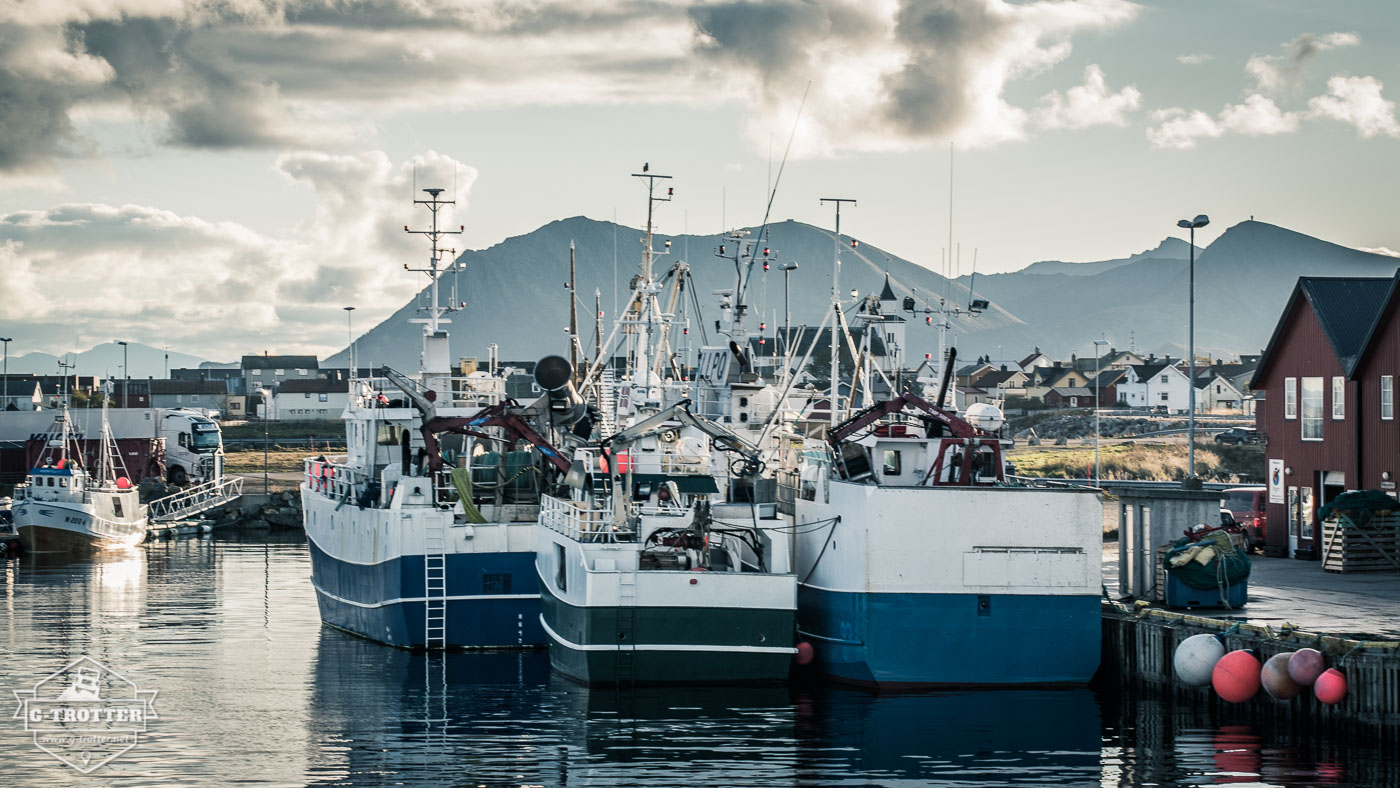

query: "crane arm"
(603, 400), (762, 471)
(827, 390), (975, 445)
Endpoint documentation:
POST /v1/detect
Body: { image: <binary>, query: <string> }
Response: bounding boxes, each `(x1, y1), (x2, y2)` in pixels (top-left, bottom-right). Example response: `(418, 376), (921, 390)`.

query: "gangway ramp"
(148, 476), (245, 523)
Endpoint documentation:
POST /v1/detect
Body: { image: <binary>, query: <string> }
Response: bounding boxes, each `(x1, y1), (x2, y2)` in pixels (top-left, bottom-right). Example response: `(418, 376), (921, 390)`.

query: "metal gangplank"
(148, 476), (245, 523)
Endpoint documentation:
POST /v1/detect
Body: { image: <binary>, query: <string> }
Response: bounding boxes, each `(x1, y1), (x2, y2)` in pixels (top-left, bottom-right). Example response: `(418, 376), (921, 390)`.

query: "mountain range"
(328, 218), (1400, 371)
(4, 342), (213, 379)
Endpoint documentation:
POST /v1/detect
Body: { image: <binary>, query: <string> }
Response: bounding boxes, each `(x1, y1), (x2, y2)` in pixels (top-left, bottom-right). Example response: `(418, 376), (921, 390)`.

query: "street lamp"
(1093, 339), (1109, 486)
(0, 337), (11, 411)
(343, 306), (356, 380)
(1176, 214), (1210, 483)
(257, 387), (272, 493)
(115, 341), (129, 408)
(781, 262), (798, 358)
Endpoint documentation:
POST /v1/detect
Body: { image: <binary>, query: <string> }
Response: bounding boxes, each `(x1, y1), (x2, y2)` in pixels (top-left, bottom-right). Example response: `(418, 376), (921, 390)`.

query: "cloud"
(1034, 64), (1141, 129)
(1307, 75), (1400, 138)
(1358, 246), (1400, 258)
(0, 0), (1142, 176)
(0, 150), (478, 359)
(1147, 94), (1299, 148)
(1245, 32), (1359, 94)
(1177, 53), (1211, 65)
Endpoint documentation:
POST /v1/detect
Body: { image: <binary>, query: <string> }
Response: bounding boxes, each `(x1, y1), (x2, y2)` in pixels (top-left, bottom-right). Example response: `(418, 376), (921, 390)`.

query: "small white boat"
(14, 395), (147, 552)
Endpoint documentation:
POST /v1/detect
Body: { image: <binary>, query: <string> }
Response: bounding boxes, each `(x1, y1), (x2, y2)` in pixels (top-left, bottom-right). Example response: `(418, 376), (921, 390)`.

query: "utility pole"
(821, 197), (856, 428)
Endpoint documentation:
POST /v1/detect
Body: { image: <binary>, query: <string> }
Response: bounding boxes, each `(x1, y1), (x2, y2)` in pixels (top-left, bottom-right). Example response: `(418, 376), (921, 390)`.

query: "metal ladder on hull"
(424, 521), (447, 650)
(615, 570), (637, 685)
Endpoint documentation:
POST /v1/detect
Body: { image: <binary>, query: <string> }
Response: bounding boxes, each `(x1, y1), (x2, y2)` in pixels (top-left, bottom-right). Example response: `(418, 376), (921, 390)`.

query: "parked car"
(1223, 486), (1267, 551)
(1151, 405), (1169, 414)
(1214, 427), (1259, 445)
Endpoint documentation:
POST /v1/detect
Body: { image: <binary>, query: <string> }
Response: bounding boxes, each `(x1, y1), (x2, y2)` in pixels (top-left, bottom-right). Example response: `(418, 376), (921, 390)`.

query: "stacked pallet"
(1321, 512), (1400, 573)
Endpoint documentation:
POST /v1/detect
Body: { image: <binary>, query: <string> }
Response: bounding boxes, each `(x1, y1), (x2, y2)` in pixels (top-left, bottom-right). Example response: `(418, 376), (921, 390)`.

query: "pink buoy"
(115, 476), (132, 489)
(1288, 648), (1326, 686)
(1261, 652), (1303, 699)
(795, 641), (815, 666)
(1212, 649), (1261, 702)
(1314, 668), (1348, 705)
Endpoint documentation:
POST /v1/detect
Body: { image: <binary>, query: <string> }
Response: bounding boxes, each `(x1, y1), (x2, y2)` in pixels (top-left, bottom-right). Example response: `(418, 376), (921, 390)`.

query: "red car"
(1223, 486), (1267, 551)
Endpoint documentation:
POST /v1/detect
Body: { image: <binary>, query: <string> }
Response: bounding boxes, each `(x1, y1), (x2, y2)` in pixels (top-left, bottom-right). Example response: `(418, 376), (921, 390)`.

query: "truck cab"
(161, 409), (224, 485)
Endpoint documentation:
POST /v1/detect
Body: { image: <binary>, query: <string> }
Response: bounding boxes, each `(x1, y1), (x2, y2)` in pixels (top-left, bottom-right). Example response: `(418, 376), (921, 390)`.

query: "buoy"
(1174, 634), (1226, 686)
(1212, 649), (1261, 702)
(1261, 652), (1303, 699)
(795, 641), (815, 666)
(1288, 648), (1326, 686)
(1314, 668), (1348, 705)
(115, 476), (131, 489)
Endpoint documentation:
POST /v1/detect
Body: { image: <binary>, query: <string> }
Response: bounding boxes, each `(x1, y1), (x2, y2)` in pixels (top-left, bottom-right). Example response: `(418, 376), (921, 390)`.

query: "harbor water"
(1, 534), (1395, 787)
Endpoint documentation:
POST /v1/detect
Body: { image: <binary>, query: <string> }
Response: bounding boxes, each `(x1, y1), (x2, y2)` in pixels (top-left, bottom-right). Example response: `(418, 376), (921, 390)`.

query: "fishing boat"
(790, 387), (1103, 687)
(301, 188), (566, 650)
(536, 399), (797, 684)
(13, 396), (148, 552)
(535, 168), (798, 684)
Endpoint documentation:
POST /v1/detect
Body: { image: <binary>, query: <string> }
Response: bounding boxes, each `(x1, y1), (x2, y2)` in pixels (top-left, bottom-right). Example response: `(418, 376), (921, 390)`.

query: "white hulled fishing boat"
(14, 395), (147, 552)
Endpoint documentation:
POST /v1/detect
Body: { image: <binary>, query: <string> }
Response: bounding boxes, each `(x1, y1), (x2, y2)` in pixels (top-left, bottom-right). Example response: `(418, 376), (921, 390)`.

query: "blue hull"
(797, 585), (1100, 687)
(307, 536), (545, 649)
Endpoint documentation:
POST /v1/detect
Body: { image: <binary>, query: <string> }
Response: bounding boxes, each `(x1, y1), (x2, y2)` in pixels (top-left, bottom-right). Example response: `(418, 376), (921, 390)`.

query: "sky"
(2, 0), (1398, 363)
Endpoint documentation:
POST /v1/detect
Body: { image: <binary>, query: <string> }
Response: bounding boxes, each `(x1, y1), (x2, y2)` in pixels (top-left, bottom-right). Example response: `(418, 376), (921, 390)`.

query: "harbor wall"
(1100, 603), (1400, 736)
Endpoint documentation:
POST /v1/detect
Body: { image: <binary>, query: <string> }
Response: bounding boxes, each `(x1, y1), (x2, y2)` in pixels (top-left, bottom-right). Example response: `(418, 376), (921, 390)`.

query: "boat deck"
(1103, 541), (1400, 641)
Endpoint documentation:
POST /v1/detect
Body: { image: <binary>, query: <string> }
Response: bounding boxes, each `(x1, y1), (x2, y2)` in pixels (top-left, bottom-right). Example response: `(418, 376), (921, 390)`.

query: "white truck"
(0, 407), (224, 486)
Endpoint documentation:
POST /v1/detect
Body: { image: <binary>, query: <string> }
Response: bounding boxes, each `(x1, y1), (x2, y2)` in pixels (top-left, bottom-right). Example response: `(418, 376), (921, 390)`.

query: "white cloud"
(0, 150), (478, 359)
(1034, 64), (1141, 129)
(0, 0), (1143, 177)
(1307, 75), (1400, 138)
(1218, 94), (1301, 136)
(1148, 94), (1301, 148)
(1358, 246), (1400, 258)
(1177, 53), (1211, 65)
(1246, 32), (1359, 94)
(1146, 108), (1221, 149)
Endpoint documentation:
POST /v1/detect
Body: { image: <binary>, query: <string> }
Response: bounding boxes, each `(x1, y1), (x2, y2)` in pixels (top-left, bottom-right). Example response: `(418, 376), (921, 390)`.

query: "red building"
(1251, 274), (1400, 558)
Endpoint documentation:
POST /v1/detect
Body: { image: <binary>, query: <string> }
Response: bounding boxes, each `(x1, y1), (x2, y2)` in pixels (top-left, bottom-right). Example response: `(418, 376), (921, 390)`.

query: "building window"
(191, 394), (199, 402)
(1284, 377), (1297, 419)
(1160, 375), (1169, 384)
(297, 368), (308, 376)
(1301, 377), (1323, 440)
(1383, 376), (1394, 421)
(1215, 385), (1221, 394)
(305, 392), (312, 399)
(1332, 376), (1345, 420)
(1160, 392), (1169, 402)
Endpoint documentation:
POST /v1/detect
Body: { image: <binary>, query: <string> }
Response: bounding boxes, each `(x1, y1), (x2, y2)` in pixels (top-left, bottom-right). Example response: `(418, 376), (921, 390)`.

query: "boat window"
(114, 499), (123, 518)
(554, 544), (567, 592)
(59, 478), (67, 487)
(377, 424), (400, 445)
(882, 450), (902, 476)
(47, 477), (54, 487)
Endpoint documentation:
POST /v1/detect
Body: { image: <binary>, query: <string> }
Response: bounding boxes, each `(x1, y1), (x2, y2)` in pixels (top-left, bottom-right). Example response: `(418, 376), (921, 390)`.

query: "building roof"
(879, 273), (897, 301)
(241, 355), (320, 371)
(1252, 274), (1399, 387)
(976, 369), (1023, 388)
(1049, 387), (1094, 397)
(276, 379), (346, 394)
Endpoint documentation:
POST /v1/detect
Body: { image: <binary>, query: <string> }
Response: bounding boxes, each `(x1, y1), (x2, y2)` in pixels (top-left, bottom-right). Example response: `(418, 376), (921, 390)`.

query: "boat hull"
(797, 585), (1101, 687)
(14, 502), (145, 552)
(302, 486), (546, 650)
(538, 580), (796, 685)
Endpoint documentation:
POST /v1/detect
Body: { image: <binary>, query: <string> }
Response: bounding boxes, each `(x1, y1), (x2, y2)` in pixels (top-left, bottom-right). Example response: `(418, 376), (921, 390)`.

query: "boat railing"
(658, 454), (709, 475)
(304, 458), (366, 503)
(540, 494), (631, 543)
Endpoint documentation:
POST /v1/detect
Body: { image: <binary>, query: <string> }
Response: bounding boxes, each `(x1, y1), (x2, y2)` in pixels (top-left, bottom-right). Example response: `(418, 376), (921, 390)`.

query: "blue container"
(1164, 573), (1247, 609)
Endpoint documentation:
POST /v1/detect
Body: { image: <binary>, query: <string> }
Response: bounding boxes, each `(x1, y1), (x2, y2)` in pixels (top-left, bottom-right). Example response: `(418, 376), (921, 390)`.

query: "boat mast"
(628, 168), (673, 387)
(568, 241), (580, 379)
(404, 188), (463, 391)
(820, 197), (855, 429)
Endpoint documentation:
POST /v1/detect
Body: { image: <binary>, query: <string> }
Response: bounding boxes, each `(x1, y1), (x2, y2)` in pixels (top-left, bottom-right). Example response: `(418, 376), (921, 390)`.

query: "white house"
(271, 379), (349, 421)
(1117, 361), (1193, 412)
(1195, 371), (1245, 411)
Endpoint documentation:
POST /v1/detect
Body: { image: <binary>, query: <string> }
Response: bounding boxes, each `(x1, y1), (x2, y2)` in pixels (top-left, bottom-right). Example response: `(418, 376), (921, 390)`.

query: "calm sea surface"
(0, 534), (1392, 787)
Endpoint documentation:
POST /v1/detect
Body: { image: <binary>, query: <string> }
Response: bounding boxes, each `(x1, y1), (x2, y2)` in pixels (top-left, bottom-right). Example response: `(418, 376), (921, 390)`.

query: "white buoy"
(200, 524), (213, 534)
(1174, 633), (1226, 686)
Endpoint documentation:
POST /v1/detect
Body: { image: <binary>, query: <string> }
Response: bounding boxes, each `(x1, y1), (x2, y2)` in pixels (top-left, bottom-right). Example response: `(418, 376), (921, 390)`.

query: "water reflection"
(1, 536), (1394, 787)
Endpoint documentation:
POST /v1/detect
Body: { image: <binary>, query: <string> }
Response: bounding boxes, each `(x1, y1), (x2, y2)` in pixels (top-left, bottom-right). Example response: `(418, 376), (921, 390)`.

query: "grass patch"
(223, 449), (315, 473)
(1009, 441), (1265, 483)
(221, 420), (343, 439)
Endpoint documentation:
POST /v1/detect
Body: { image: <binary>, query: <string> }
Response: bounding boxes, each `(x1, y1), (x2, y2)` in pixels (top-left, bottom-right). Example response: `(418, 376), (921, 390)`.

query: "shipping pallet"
(1321, 512), (1400, 573)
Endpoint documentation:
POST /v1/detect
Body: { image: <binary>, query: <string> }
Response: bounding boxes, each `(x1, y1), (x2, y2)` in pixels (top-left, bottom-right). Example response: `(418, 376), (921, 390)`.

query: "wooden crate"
(1322, 512), (1400, 573)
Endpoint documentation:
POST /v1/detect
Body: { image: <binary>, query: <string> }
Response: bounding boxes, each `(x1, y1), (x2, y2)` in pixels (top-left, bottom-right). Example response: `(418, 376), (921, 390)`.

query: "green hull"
(540, 586), (795, 685)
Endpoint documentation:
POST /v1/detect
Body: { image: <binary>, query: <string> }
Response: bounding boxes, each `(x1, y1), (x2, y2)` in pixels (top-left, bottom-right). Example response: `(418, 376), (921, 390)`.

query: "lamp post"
(343, 306), (356, 379)
(1093, 339), (1109, 486)
(1176, 214), (1210, 482)
(781, 262), (798, 358)
(0, 337), (10, 411)
(257, 387), (271, 493)
(115, 341), (129, 408)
